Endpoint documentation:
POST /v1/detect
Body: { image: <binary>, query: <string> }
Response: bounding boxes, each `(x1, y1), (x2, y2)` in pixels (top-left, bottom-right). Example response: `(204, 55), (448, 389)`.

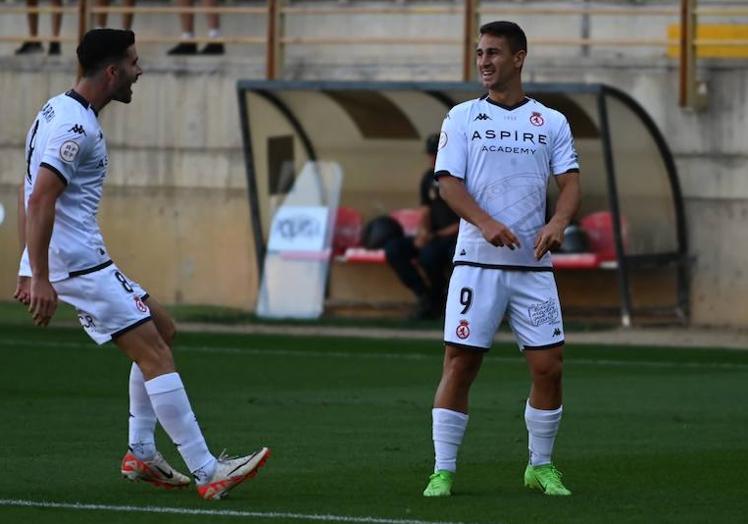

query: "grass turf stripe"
(1, 337), (747, 370)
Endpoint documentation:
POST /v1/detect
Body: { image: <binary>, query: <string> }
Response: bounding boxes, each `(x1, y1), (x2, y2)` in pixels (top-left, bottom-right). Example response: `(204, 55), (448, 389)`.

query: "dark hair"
(425, 133), (439, 155)
(77, 29), (135, 77)
(479, 21), (527, 54)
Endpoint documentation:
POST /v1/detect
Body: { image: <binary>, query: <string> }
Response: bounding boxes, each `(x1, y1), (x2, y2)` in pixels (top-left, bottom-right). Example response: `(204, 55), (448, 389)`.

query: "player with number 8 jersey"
(423, 21), (580, 498)
(15, 29), (270, 500)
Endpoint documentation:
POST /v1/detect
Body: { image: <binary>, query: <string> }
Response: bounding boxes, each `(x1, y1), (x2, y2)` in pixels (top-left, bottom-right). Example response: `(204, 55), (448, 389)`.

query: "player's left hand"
(29, 277), (58, 327)
(534, 221), (565, 260)
(13, 276), (31, 306)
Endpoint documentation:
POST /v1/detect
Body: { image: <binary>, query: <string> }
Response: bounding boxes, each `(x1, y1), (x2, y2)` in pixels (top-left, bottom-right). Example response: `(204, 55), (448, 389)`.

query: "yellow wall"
(668, 24), (748, 58)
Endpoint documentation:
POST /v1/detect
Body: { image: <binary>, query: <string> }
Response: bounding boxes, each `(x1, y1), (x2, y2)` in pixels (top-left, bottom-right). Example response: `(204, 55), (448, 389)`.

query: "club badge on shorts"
(456, 319), (470, 340)
(134, 296), (148, 313)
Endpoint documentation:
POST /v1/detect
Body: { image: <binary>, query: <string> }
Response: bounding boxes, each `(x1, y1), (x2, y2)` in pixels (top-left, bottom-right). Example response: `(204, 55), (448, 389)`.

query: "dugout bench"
(237, 81), (690, 326)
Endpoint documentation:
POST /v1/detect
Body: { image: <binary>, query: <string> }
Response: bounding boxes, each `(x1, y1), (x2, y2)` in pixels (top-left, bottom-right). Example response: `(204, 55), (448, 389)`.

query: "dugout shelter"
(237, 81), (689, 326)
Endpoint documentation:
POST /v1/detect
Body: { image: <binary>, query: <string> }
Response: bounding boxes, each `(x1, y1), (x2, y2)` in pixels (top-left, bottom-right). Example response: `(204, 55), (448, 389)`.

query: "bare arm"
(414, 205), (431, 248)
(17, 182), (26, 251)
(26, 168), (66, 326)
(438, 174), (519, 249)
(13, 183), (31, 305)
(533, 172), (581, 260)
(435, 222), (459, 238)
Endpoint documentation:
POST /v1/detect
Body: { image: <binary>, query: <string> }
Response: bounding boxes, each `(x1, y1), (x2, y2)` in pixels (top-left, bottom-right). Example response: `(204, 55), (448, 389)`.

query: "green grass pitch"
(1, 320), (747, 524)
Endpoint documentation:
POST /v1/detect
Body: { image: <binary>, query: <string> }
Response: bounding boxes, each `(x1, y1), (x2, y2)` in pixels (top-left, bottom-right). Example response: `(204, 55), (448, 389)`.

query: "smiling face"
(109, 45), (142, 104)
(476, 33), (526, 92)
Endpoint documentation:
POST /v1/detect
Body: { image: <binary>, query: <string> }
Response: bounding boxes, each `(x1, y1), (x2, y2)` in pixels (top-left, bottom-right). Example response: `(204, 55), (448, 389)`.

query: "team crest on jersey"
(134, 296), (148, 313)
(529, 112), (544, 127)
(59, 140), (80, 163)
(456, 319), (470, 339)
(438, 131), (448, 150)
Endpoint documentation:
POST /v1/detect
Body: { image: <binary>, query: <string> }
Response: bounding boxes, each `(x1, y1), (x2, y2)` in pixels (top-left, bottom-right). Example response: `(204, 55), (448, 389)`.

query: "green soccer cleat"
(524, 463), (572, 496)
(423, 470), (454, 497)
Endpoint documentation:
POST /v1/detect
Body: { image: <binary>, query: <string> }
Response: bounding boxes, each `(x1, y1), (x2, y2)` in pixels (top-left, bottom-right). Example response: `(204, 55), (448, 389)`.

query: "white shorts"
(443, 265), (565, 351)
(53, 262), (151, 345)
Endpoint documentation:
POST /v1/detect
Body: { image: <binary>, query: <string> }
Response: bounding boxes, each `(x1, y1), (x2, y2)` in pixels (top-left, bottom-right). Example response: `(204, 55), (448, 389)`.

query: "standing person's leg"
(424, 266), (504, 497)
(95, 0), (109, 28)
(417, 236), (456, 313)
(506, 271), (570, 495)
(385, 236), (432, 318)
(205, 0), (219, 33)
(114, 321), (218, 480)
(119, 294), (190, 489)
(48, 0), (62, 55)
(524, 347), (564, 456)
(385, 236), (425, 295)
(200, 0), (224, 54)
(168, 0), (197, 54)
(522, 347), (569, 495)
(430, 345), (483, 476)
(15, 0), (43, 54)
(127, 295), (176, 461)
(56, 265), (269, 499)
(123, 0), (135, 30)
(116, 318), (270, 500)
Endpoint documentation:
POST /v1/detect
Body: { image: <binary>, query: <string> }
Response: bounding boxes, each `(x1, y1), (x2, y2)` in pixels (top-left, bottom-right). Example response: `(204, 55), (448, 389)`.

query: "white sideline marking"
(0, 499), (469, 524)
(1, 338), (748, 370)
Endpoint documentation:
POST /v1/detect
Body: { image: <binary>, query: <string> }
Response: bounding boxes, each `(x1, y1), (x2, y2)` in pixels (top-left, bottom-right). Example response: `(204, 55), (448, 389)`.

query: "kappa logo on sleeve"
(68, 124), (86, 135)
(59, 141), (80, 163)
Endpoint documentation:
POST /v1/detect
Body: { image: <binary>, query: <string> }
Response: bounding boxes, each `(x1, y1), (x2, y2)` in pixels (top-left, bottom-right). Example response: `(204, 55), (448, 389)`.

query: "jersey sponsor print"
(435, 96), (579, 270)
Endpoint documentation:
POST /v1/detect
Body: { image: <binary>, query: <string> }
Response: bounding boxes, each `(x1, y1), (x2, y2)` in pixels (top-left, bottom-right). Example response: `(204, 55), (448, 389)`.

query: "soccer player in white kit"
(14, 29), (269, 500)
(422, 21), (581, 497)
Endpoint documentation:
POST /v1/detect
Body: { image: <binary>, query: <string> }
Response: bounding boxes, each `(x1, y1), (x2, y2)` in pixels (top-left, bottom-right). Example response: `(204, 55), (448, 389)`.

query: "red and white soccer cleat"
(121, 450), (191, 489)
(197, 447), (271, 500)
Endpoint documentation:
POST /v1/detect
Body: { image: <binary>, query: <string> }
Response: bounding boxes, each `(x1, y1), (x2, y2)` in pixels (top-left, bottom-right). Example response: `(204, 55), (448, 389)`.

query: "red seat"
(580, 211), (628, 262)
(389, 208), (424, 237)
(333, 206), (363, 256)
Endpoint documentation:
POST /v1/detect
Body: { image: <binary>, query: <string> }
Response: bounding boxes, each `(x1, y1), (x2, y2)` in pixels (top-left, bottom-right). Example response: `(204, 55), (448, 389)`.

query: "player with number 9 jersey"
(423, 20), (580, 499)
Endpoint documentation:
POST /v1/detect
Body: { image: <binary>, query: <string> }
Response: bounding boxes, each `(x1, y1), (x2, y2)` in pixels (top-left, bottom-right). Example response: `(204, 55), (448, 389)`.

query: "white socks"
(524, 400), (563, 466)
(127, 364), (157, 460)
(432, 408), (468, 473)
(144, 372), (216, 481)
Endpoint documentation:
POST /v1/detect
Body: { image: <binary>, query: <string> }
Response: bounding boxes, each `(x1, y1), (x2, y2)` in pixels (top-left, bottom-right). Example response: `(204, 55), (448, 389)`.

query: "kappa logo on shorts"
(456, 319), (470, 340)
(134, 296), (148, 313)
(553, 328), (562, 337)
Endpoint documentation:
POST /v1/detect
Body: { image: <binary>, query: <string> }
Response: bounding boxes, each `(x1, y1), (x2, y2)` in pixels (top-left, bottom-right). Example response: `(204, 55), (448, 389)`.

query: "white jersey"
(19, 90), (111, 282)
(435, 95), (579, 270)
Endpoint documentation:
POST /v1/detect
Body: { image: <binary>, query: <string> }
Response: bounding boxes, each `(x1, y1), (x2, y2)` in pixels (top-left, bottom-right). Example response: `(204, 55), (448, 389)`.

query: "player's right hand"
(13, 276), (31, 306)
(479, 219), (520, 250)
(28, 277), (58, 327)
